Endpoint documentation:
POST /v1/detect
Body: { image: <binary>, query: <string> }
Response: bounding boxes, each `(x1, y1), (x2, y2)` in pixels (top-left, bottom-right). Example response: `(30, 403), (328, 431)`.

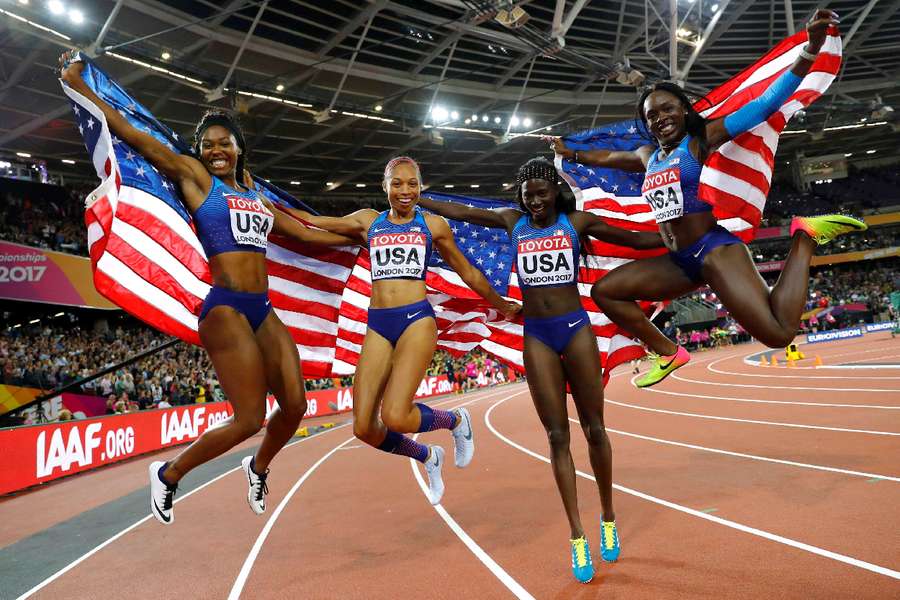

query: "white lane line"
(408, 388), (535, 600)
(671, 371), (900, 393)
(228, 435), (356, 600)
(486, 397), (900, 581)
(14, 421), (352, 600)
(728, 349), (900, 381)
(636, 384), (900, 410)
(227, 385), (522, 599)
(605, 397), (900, 436)
(569, 419), (900, 482)
(816, 364), (900, 370)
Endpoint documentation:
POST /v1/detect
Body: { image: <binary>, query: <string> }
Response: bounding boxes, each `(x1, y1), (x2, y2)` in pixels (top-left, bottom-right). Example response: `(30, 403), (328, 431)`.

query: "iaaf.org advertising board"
(0, 375), (457, 495)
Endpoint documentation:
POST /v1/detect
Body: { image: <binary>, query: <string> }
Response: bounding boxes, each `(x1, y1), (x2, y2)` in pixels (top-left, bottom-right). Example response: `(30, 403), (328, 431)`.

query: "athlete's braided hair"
(192, 110), (247, 178)
(383, 156), (422, 183)
(514, 156), (574, 215)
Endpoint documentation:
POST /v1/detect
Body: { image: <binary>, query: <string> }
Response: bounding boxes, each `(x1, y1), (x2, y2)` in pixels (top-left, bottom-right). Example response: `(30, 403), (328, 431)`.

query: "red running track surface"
(3, 336), (899, 599)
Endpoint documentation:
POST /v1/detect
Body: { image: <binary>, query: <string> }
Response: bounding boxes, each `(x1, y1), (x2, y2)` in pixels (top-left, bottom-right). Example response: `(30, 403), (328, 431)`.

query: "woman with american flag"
(549, 8), (866, 389)
(287, 157), (520, 506)
(419, 156), (665, 583)
(60, 51), (358, 527)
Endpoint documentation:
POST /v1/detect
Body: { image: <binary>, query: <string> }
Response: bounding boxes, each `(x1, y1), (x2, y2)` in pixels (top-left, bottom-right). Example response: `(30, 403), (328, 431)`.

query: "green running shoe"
(790, 214), (867, 246)
(635, 346), (690, 388)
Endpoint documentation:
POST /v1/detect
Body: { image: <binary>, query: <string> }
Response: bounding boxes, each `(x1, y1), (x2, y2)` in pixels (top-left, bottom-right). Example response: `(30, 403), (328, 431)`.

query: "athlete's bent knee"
(233, 415), (264, 440)
(381, 406), (414, 433)
(353, 419), (380, 446)
(545, 426), (571, 451)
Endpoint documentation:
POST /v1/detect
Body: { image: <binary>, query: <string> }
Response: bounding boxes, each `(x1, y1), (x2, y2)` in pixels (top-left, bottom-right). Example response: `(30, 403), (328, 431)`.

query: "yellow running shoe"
(790, 214), (867, 246)
(635, 346), (690, 388)
(570, 536), (595, 583)
(600, 520), (621, 562)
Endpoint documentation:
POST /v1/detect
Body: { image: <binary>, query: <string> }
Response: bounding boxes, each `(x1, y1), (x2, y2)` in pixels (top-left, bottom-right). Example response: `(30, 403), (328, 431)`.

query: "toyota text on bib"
(516, 233), (575, 287)
(370, 232), (427, 280)
(642, 167), (684, 223)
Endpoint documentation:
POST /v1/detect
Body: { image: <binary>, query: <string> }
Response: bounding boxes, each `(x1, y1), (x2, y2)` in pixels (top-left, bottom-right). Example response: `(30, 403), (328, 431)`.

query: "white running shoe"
(451, 407), (475, 468)
(148, 461), (177, 525)
(424, 445), (445, 505)
(241, 456), (269, 515)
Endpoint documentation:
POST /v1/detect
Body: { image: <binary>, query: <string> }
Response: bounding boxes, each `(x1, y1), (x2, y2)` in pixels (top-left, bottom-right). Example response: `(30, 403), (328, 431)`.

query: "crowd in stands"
(0, 177), (91, 254)
(750, 224), (900, 263)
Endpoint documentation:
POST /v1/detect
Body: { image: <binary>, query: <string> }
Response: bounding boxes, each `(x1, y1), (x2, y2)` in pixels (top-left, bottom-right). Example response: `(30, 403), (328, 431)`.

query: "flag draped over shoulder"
(560, 28), (842, 243)
(62, 56), (359, 378)
(332, 192), (524, 374)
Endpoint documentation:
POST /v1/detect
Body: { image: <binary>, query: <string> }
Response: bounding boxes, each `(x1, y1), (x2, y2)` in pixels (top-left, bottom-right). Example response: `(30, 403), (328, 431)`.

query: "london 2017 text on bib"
(370, 232), (427, 280)
(226, 195), (274, 249)
(516, 232), (575, 287)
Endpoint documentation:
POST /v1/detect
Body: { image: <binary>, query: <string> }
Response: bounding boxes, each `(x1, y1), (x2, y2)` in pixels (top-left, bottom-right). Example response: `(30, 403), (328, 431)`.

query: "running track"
(2, 335), (899, 599)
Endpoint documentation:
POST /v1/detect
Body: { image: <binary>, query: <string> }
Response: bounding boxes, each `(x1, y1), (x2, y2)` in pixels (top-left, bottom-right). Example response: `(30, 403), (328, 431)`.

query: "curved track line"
(485, 397), (900, 581)
(605, 397), (900, 436)
(575, 420), (900, 482)
(13, 421), (352, 600)
(228, 436), (356, 599)
(634, 384), (900, 410)
(741, 346), (900, 373)
(723, 352), (900, 379)
(409, 391), (535, 600)
(670, 371), (900, 393)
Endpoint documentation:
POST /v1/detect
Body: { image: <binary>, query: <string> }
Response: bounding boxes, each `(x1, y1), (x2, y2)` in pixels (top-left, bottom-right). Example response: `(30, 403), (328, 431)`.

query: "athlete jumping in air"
(61, 51), (356, 525)
(419, 157), (664, 583)
(288, 157), (520, 505)
(549, 9), (865, 388)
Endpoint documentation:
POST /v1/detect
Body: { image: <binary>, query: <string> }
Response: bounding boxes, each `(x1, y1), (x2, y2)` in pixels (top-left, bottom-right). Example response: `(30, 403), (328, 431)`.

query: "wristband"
(798, 45), (818, 62)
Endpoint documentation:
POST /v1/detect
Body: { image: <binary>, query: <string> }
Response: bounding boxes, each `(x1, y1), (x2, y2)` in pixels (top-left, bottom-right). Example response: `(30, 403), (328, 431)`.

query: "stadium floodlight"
(161, 51), (171, 60)
(444, 184), (454, 188)
(450, 110), (459, 120)
(523, 117), (533, 128)
(48, 1), (65, 15)
(16, 152), (31, 157)
(68, 8), (83, 24)
(431, 106), (449, 122)
(275, 83), (284, 92)
(510, 115), (520, 127)
(374, 104), (383, 112)
(356, 183), (366, 188)
(493, 116), (501, 124)
(482, 115), (489, 122)
(470, 184), (480, 188)
(61, 159), (75, 164)
(290, 180), (301, 185)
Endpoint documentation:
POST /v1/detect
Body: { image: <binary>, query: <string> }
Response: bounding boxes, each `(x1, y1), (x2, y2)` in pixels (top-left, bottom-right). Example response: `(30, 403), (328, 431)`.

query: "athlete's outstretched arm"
(427, 215), (521, 319)
(283, 207), (376, 245)
(58, 52), (208, 202)
(417, 197), (520, 230)
(547, 138), (654, 172)
(573, 212), (665, 249)
(706, 9), (838, 147)
(263, 201), (359, 247)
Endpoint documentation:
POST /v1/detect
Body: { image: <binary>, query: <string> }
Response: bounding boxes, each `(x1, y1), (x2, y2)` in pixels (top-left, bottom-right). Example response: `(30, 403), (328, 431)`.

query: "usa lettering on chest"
(371, 232), (426, 277)
(641, 167), (684, 222)
(517, 234), (574, 279)
(227, 195), (273, 246)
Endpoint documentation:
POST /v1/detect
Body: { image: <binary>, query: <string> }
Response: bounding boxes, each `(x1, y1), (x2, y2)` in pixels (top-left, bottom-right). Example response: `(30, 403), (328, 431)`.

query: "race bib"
(642, 167), (684, 223)
(516, 232), (575, 287)
(227, 195), (274, 249)
(370, 232), (427, 280)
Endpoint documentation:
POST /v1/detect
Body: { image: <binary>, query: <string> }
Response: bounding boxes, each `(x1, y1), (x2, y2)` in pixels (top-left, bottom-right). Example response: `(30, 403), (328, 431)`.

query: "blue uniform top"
(642, 134), (709, 224)
(512, 213), (581, 290)
(193, 176), (275, 258)
(367, 208), (433, 281)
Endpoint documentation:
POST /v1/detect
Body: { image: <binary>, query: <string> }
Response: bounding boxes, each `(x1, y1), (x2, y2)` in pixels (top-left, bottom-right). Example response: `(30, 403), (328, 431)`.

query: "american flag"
(332, 192), (524, 374)
(556, 29), (842, 371)
(62, 56), (360, 378)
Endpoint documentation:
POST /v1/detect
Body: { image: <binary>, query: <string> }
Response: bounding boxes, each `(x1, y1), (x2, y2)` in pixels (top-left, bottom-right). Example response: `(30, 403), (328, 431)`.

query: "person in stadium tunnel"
(548, 8), (866, 389)
(60, 51), (358, 526)
(286, 157), (519, 506)
(418, 157), (665, 583)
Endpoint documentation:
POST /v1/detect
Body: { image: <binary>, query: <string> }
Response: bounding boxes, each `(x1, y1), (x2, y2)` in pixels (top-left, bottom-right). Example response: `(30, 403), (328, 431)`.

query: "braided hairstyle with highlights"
(637, 82), (711, 161)
(383, 156), (422, 185)
(192, 110), (247, 178)
(514, 156), (574, 214)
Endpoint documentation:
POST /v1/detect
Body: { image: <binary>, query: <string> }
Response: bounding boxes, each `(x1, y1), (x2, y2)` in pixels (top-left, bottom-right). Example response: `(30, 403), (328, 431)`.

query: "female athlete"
(419, 157), (664, 583)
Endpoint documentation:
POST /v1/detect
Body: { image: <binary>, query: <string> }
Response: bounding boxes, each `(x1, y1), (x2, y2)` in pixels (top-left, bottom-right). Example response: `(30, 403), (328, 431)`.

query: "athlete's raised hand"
(499, 300), (522, 321)
(543, 136), (567, 156)
(806, 9), (838, 52)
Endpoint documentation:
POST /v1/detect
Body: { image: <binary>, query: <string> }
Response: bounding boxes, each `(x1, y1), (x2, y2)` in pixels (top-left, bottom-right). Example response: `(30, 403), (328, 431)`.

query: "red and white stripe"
(698, 29), (842, 241)
(66, 83), (361, 378)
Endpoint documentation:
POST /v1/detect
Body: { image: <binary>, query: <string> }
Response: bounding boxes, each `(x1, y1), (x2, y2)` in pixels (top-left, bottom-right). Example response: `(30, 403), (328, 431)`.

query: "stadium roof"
(1, 0), (898, 200)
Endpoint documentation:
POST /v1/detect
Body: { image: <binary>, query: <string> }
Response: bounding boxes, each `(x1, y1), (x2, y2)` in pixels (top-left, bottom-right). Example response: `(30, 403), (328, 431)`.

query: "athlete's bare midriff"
(208, 252), (269, 292)
(370, 279), (428, 309)
(521, 285), (584, 318)
(658, 209), (718, 252)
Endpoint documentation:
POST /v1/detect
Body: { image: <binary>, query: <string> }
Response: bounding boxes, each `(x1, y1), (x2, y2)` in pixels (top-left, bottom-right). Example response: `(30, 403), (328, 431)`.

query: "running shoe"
(635, 346), (690, 388)
(241, 456), (269, 515)
(599, 520), (621, 562)
(148, 461), (177, 525)
(424, 445), (445, 505)
(451, 407), (475, 468)
(790, 214), (867, 246)
(569, 536), (595, 583)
